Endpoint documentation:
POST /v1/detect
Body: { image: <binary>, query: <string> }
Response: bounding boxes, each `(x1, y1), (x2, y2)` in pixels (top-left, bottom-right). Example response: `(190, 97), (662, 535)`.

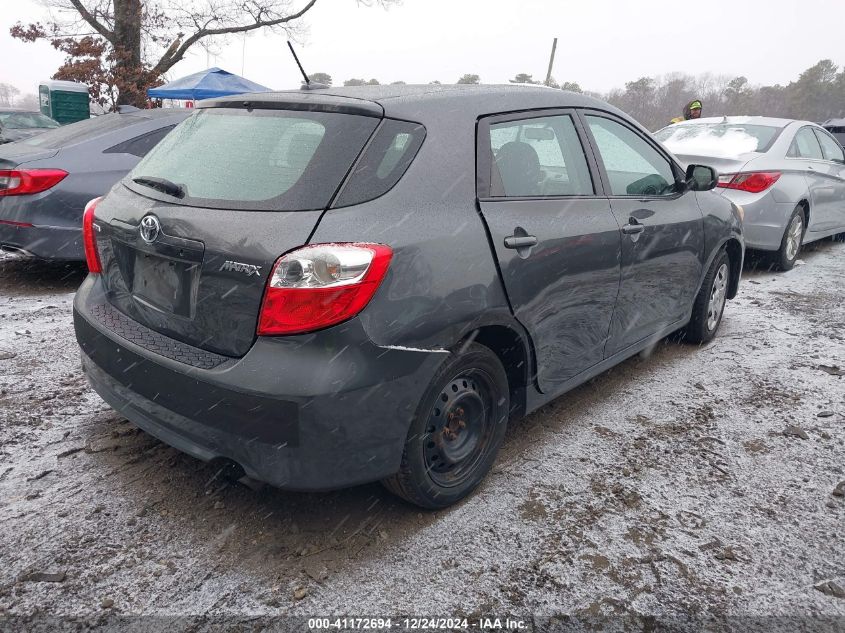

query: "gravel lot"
(0, 241), (844, 631)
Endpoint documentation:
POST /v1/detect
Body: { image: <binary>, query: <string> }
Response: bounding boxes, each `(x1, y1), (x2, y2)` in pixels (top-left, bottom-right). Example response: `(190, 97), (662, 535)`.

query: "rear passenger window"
(790, 127), (823, 159)
(488, 115), (593, 197)
(105, 126), (175, 157)
(814, 129), (845, 163)
(334, 119), (425, 208)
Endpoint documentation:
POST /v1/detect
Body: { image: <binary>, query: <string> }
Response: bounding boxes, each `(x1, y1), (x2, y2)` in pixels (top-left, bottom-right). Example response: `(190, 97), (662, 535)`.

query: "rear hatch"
(92, 99), (382, 357)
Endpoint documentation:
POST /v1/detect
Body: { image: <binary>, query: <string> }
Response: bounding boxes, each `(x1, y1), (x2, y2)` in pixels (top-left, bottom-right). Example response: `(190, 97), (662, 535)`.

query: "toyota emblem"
(139, 215), (161, 244)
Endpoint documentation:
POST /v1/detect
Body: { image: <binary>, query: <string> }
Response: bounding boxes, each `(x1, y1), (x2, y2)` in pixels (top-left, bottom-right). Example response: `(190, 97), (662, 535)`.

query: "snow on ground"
(0, 243), (843, 630)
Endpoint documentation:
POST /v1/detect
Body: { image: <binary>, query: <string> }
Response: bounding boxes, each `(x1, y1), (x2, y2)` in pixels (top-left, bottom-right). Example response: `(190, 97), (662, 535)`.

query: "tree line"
(602, 60), (845, 130)
(307, 61), (845, 131)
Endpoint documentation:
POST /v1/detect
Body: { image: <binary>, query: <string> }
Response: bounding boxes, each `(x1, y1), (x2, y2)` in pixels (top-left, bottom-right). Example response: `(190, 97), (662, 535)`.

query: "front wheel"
(773, 206), (805, 271)
(683, 249), (731, 345)
(382, 343), (509, 509)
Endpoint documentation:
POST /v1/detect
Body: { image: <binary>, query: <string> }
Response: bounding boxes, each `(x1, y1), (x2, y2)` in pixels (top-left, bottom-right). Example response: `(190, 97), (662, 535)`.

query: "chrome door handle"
(504, 235), (538, 249)
(622, 223), (645, 235)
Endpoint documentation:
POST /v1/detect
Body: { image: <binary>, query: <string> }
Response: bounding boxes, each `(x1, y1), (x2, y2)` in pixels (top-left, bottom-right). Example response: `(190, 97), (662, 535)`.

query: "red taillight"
(82, 197), (103, 274)
(257, 243), (393, 335)
(717, 171), (781, 194)
(0, 169), (67, 196)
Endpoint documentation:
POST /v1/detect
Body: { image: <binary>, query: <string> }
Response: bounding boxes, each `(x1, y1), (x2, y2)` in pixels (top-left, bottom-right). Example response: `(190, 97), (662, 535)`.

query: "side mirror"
(685, 164), (718, 191)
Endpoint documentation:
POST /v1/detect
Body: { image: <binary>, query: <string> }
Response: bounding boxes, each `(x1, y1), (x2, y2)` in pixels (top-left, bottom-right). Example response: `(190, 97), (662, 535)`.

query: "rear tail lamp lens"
(717, 171), (781, 194)
(0, 169), (68, 196)
(257, 243), (393, 335)
(82, 197), (103, 274)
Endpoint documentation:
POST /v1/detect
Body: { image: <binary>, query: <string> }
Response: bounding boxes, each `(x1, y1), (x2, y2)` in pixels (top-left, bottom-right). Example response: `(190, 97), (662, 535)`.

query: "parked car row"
(1, 85), (842, 509)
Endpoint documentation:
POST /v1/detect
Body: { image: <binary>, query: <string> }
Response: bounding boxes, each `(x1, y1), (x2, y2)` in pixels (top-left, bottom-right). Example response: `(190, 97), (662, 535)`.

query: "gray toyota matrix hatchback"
(73, 85), (744, 508)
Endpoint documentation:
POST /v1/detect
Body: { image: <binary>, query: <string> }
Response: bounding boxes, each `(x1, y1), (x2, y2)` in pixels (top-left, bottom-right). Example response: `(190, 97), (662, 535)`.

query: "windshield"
(127, 108), (379, 211)
(655, 123), (781, 157)
(0, 112), (59, 130)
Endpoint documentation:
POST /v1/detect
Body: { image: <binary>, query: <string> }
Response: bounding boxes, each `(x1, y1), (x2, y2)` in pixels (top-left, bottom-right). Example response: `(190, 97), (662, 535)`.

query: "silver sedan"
(655, 116), (845, 270)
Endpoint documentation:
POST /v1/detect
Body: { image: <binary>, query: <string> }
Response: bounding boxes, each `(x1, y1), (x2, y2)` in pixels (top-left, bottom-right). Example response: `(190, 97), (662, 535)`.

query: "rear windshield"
(655, 123), (782, 157)
(127, 108), (379, 211)
(22, 113), (141, 149)
(0, 112), (59, 130)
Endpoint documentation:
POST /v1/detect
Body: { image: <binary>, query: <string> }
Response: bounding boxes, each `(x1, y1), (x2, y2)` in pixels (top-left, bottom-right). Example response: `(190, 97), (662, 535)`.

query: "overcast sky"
(1, 0), (842, 98)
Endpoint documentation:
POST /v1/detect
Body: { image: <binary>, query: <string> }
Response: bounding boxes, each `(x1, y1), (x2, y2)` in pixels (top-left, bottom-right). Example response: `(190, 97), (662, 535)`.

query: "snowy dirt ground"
(0, 242), (844, 631)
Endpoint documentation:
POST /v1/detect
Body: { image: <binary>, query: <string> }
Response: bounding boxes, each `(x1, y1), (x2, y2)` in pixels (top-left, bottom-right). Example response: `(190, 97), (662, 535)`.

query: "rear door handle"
(621, 223), (645, 235)
(504, 235), (538, 249)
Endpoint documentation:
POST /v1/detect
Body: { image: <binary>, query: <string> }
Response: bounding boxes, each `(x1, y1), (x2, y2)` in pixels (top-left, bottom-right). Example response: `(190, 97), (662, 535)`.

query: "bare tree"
(17, 94), (42, 110)
(0, 83), (21, 107)
(11, 0), (397, 108)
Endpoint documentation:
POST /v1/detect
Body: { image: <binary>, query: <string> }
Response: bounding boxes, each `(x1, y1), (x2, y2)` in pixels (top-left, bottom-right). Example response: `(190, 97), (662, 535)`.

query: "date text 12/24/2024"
(308, 617), (528, 630)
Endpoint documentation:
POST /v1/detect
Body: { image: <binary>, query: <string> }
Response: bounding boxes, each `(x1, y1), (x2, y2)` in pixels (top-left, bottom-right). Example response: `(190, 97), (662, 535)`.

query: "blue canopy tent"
(147, 67), (271, 101)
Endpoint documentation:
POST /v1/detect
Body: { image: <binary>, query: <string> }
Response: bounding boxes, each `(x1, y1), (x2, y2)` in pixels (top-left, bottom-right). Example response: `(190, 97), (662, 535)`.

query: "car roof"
(667, 115), (808, 129)
(201, 84), (624, 123)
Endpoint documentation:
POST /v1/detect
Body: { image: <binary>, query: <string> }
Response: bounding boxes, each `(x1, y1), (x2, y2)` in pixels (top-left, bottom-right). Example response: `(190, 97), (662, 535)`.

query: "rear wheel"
(382, 343), (509, 509)
(773, 206), (805, 271)
(683, 249), (730, 345)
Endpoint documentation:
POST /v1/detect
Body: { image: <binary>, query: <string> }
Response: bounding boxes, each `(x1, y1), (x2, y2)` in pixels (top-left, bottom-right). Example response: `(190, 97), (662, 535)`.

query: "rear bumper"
(0, 189), (86, 260)
(719, 189), (796, 252)
(73, 276), (447, 491)
(0, 222), (83, 260)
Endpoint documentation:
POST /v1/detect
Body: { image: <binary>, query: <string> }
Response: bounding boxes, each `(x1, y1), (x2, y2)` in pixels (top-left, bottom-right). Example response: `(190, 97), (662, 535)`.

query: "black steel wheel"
(382, 343), (509, 508)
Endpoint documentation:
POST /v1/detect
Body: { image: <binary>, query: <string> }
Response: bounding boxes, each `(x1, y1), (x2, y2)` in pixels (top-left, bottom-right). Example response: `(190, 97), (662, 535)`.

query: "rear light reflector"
(0, 169), (68, 196)
(82, 197), (103, 274)
(258, 243), (393, 335)
(0, 219), (34, 228)
(717, 171), (781, 194)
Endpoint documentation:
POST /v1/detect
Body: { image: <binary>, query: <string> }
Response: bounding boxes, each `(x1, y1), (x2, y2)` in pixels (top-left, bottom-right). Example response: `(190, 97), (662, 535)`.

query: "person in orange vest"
(671, 99), (702, 124)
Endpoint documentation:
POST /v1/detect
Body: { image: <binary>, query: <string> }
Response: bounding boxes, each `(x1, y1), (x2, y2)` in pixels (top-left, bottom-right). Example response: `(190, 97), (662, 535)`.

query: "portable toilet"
(38, 80), (90, 124)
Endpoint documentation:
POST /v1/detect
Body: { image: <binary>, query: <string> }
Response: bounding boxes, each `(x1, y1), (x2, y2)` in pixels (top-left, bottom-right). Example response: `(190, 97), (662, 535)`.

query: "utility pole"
(544, 37), (558, 87)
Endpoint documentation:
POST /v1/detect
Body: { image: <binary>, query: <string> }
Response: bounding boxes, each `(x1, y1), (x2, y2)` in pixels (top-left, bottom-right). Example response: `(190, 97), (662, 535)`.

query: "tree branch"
(152, 0), (318, 75)
(67, 0), (114, 43)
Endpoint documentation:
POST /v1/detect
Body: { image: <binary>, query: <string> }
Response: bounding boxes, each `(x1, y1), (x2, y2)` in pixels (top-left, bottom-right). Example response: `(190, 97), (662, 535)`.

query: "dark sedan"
(0, 109), (59, 144)
(0, 107), (189, 260)
(74, 85), (743, 508)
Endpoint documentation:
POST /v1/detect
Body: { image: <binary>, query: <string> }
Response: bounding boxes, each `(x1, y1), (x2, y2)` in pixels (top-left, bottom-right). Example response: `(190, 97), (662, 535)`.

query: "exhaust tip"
(209, 457), (265, 492)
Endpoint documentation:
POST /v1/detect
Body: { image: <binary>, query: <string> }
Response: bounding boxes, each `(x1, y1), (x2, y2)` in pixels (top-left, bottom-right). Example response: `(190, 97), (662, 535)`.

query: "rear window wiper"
(132, 176), (184, 198)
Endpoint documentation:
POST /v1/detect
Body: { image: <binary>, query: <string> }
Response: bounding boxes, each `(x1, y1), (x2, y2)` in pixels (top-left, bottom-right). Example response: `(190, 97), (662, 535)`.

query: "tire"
(683, 249), (731, 345)
(381, 343), (509, 509)
(772, 206), (805, 271)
